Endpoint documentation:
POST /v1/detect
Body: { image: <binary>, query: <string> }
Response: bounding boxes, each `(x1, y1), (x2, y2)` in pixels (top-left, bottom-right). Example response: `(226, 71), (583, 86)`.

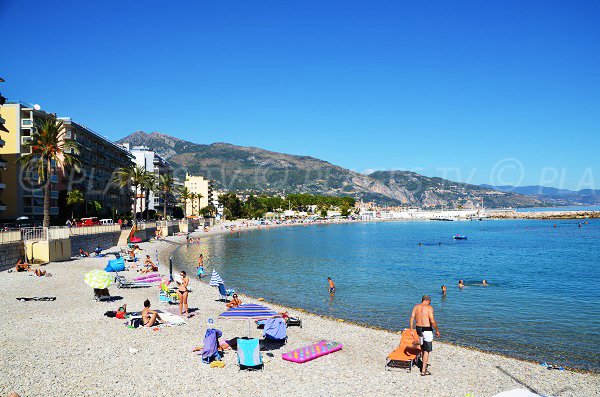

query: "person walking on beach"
(197, 254), (204, 278)
(327, 277), (335, 293)
(410, 295), (440, 376)
(177, 271), (190, 317)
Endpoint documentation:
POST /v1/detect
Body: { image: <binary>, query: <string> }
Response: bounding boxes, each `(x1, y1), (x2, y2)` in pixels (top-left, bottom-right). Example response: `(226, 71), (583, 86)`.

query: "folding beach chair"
(93, 288), (111, 302)
(217, 283), (233, 302)
(237, 338), (264, 370)
(262, 317), (287, 348)
(385, 329), (421, 372)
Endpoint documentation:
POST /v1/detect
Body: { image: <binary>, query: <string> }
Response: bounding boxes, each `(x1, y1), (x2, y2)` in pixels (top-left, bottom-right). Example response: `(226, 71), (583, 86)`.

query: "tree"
(157, 173), (175, 220)
(142, 172), (155, 222)
(66, 189), (84, 219)
(189, 193), (197, 216)
(340, 204), (351, 217)
(219, 192), (243, 219)
(18, 117), (80, 228)
(90, 200), (103, 214)
(178, 187), (191, 218)
(113, 165), (148, 225)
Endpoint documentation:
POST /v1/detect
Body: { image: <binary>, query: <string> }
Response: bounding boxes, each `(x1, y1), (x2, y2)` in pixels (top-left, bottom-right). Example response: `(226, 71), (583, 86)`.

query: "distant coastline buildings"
(184, 173), (213, 216)
(121, 143), (173, 216)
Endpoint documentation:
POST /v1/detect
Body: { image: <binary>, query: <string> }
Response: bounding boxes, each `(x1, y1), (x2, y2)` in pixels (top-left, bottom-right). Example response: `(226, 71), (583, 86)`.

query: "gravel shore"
(1, 225), (598, 397)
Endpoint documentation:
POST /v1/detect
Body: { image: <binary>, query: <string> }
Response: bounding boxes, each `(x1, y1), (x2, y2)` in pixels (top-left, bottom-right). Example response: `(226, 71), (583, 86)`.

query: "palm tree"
(157, 174), (175, 220)
(18, 117), (80, 228)
(195, 193), (204, 217)
(142, 172), (155, 221)
(178, 187), (191, 218)
(189, 193), (197, 217)
(66, 189), (84, 219)
(113, 165), (148, 225)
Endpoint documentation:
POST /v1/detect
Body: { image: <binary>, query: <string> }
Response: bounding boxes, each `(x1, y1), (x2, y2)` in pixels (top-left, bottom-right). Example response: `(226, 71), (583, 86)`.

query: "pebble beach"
(1, 225), (598, 397)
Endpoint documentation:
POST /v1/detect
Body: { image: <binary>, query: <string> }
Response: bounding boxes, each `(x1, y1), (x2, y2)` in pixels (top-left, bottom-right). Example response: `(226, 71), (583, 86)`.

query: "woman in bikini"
(177, 271), (190, 316)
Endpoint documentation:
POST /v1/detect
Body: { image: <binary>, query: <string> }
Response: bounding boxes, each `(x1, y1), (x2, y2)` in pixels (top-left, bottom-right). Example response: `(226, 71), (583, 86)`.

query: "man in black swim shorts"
(410, 295), (440, 376)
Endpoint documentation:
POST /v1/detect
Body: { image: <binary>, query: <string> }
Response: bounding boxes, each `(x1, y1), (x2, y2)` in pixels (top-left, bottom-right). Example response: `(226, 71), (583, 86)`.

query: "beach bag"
(128, 317), (144, 328)
(104, 311), (116, 318)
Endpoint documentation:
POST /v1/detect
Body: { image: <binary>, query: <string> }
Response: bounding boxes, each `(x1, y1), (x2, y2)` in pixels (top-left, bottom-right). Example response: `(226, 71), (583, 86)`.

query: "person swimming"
(327, 277), (335, 293)
(458, 280), (464, 289)
(441, 285), (447, 296)
(482, 279), (488, 286)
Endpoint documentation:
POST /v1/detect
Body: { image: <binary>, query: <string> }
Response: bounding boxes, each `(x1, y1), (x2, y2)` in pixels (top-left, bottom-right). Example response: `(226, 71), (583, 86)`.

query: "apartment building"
(121, 143), (172, 216)
(0, 102), (60, 221)
(59, 118), (134, 218)
(184, 173), (213, 217)
(0, 78), (7, 214)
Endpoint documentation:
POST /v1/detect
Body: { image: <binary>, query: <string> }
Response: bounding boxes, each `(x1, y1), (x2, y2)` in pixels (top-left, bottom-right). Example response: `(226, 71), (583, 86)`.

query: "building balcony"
(21, 136), (33, 145)
(0, 182), (6, 189)
(0, 203), (6, 212)
(21, 118), (33, 128)
(23, 206), (59, 215)
(23, 189), (59, 199)
(0, 157), (7, 168)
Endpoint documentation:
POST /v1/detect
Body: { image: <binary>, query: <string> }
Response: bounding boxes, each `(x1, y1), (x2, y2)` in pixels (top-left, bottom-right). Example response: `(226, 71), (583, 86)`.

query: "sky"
(1, 0), (599, 190)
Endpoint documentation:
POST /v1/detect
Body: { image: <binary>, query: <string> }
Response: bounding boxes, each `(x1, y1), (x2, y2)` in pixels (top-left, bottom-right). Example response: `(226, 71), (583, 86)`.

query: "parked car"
(100, 219), (114, 225)
(78, 217), (100, 227)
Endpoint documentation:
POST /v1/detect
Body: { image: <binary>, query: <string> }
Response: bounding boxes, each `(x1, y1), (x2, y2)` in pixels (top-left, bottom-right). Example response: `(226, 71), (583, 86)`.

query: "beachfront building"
(0, 78), (7, 215)
(121, 143), (172, 216)
(184, 173), (213, 217)
(0, 102), (60, 222)
(59, 118), (134, 219)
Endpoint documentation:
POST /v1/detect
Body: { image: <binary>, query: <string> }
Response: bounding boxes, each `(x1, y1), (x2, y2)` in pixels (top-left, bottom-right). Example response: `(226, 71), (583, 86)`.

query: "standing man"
(410, 295), (440, 376)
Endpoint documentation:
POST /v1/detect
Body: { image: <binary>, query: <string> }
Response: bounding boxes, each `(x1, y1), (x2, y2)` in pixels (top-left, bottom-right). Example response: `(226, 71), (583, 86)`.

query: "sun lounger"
(217, 283), (234, 302)
(115, 275), (154, 289)
(385, 329), (421, 372)
(237, 338), (263, 370)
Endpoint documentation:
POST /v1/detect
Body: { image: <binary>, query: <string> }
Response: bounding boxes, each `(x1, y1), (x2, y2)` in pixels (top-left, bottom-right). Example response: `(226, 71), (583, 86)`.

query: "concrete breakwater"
(488, 210), (600, 220)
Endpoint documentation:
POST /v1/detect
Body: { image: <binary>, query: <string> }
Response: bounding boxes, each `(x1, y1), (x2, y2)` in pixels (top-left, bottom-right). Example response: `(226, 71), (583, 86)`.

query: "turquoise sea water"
(172, 219), (600, 371)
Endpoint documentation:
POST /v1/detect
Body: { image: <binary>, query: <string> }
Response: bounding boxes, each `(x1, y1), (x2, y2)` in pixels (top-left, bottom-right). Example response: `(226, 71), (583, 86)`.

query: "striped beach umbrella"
(219, 303), (279, 336)
(209, 269), (224, 286)
(84, 269), (113, 289)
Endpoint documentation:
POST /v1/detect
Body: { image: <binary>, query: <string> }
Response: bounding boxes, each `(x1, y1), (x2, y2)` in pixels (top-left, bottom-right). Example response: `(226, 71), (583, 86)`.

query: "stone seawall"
(0, 242), (25, 271)
(70, 232), (122, 257)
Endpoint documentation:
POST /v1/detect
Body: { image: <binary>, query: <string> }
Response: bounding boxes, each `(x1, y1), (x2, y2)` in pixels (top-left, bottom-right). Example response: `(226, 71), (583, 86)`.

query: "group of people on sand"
(139, 255), (159, 273)
(14, 259), (48, 276)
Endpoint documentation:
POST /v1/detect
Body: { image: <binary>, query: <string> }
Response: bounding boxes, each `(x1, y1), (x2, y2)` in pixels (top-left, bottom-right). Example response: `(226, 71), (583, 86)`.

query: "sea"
(172, 218), (600, 371)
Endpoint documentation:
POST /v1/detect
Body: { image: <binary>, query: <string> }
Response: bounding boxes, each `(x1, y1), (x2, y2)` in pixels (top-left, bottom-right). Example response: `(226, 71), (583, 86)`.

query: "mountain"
(482, 185), (600, 206)
(117, 131), (546, 208)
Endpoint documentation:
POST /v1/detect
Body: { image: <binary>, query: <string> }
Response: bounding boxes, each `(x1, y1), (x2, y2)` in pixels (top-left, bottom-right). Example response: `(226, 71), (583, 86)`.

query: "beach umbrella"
(84, 269), (113, 289)
(219, 303), (279, 337)
(209, 269), (224, 286)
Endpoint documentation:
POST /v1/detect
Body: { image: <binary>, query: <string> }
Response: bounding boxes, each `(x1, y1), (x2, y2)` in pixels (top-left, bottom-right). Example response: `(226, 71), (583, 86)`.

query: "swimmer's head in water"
(422, 295), (431, 302)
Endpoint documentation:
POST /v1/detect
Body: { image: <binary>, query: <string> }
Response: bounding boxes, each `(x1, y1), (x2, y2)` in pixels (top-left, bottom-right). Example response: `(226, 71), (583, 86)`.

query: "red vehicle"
(78, 217), (100, 227)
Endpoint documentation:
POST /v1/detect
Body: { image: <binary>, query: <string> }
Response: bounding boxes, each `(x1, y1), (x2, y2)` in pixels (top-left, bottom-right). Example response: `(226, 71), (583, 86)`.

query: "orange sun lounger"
(385, 328), (421, 372)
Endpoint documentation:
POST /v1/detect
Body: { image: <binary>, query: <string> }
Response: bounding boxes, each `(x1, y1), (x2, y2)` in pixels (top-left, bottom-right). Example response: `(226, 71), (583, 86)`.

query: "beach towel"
(492, 390), (541, 397)
(263, 317), (287, 341)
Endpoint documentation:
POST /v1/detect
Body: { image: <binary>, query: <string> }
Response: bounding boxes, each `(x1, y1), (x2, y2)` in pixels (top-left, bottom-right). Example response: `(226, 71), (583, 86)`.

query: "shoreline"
(1, 222), (598, 397)
(179, 221), (597, 374)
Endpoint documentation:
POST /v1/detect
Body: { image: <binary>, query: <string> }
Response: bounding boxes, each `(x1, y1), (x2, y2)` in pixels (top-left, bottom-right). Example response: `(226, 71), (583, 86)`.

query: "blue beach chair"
(217, 283), (234, 302)
(237, 338), (263, 370)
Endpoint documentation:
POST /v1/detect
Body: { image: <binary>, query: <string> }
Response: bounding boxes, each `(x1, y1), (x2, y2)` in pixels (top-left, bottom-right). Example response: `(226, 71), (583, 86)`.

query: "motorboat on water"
(453, 234), (468, 240)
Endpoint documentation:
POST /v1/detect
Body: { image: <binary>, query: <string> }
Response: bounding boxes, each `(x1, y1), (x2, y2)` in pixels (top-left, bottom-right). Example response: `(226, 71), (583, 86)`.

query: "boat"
(453, 235), (467, 240)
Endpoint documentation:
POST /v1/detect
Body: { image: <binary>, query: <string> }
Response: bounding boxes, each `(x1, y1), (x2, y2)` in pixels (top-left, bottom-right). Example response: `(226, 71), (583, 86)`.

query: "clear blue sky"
(1, 0), (599, 190)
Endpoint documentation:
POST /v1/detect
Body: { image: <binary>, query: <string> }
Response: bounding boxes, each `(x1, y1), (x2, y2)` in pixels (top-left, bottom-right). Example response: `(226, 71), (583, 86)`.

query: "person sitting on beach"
(142, 299), (161, 327)
(79, 248), (89, 257)
(15, 259), (30, 272)
(327, 277), (335, 293)
(226, 293), (242, 308)
(458, 280), (464, 289)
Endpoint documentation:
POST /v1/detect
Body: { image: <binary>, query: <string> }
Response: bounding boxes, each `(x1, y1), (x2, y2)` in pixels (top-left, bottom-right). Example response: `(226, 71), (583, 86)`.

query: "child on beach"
(196, 254), (205, 278)
(327, 277), (335, 293)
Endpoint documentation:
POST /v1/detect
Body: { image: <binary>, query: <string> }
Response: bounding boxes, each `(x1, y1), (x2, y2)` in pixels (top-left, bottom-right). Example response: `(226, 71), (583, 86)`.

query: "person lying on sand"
(15, 259), (30, 272)
(79, 248), (90, 257)
(34, 268), (47, 277)
(226, 293), (242, 308)
(142, 299), (161, 327)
